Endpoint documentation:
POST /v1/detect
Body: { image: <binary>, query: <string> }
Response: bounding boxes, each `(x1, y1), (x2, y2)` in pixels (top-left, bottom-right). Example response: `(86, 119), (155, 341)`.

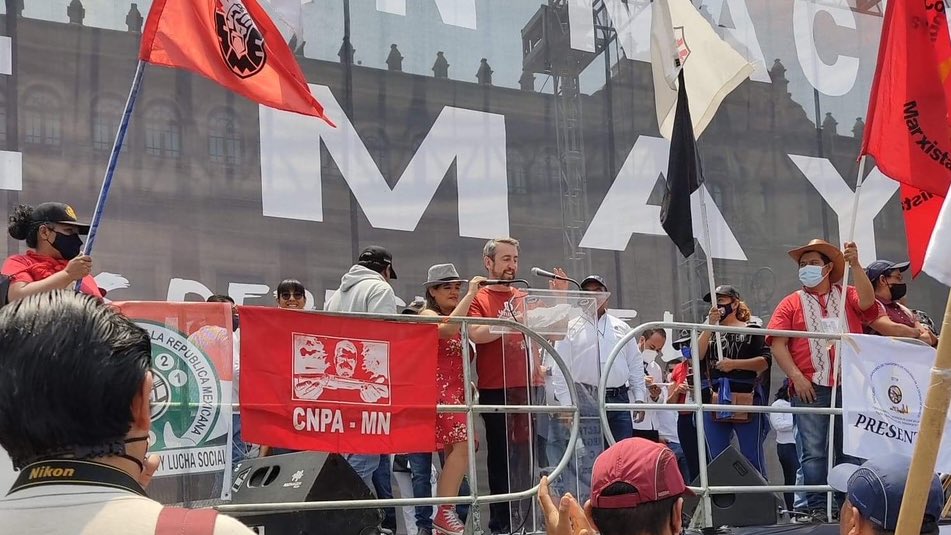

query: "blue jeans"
(666, 441), (690, 483)
(372, 455), (396, 530)
(777, 443), (800, 511)
(407, 453), (434, 530)
(345, 453), (382, 489)
(231, 414), (249, 466)
(604, 388), (634, 443)
(792, 384), (861, 511)
(703, 410), (769, 475)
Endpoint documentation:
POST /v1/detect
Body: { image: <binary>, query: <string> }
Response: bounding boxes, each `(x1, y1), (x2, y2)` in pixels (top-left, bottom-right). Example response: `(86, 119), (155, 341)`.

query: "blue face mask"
(798, 265), (827, 288)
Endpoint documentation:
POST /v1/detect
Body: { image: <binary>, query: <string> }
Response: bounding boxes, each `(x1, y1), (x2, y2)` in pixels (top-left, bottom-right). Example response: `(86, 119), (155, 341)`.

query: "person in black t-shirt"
(696, 285), (771, 475)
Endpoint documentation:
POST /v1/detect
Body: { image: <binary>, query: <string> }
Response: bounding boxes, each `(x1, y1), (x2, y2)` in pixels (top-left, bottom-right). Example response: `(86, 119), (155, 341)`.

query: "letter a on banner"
(239, 307), (438, 453)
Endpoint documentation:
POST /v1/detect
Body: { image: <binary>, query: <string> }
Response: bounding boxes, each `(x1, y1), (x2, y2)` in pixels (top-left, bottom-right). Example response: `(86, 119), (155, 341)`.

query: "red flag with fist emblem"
(139, 0), (333, 124)
(239, 307), (439, 454)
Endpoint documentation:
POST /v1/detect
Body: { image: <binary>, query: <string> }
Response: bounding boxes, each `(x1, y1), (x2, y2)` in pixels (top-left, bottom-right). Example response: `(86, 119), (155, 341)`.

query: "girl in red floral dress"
(420, 263), (485, 535)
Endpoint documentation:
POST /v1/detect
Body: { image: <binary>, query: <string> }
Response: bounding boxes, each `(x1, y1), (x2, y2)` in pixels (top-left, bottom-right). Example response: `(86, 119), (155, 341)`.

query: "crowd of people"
(0, 201), (944, 535)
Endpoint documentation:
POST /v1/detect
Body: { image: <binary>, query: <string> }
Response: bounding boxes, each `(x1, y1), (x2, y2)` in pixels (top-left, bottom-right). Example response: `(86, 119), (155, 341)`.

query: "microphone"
(531, 267), (581, 289)
(481, 279), (530, 287)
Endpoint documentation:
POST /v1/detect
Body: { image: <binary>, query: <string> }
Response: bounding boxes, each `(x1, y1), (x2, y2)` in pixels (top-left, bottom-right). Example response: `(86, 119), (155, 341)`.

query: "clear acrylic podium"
(493, 288), (607, 533)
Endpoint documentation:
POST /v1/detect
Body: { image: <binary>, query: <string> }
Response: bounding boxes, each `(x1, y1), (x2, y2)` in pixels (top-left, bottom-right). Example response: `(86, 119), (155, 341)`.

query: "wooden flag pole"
(895, 290), (951, 534)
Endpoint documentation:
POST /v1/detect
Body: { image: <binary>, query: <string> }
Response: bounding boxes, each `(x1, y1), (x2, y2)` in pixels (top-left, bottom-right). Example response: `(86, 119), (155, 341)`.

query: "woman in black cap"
(697, 285), (771, 476)
(3, 202), (100, 301)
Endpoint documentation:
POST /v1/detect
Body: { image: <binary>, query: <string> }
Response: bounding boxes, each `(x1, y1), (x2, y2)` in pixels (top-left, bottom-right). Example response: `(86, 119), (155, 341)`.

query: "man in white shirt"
(551, 275), (647, 442)
(632, 328), (668, 442)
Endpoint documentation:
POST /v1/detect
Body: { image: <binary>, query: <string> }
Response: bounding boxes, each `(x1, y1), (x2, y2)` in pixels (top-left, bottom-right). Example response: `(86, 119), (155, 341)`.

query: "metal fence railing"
(597, 321), (930, 528)
(214, 311), (582, 535)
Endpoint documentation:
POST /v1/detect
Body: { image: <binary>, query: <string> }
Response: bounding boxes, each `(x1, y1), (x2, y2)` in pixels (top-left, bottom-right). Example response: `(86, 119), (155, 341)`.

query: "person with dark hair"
(538, 437), (692, 535)
(829, 455), (942, 535)
(767, 239), (881, 519)
(769, 380), (798, 512)
(324, 246), (398, 488)
(696, 285), (771, 475)
(632, 328), (667, 441)
(2, 202), (101, 301)
(276, 279), (307, 309)
(863, 260), (937, 346)
(0, 290), (253, 534)
(325, 246), (397, 316)
(419, 264), (485, 535)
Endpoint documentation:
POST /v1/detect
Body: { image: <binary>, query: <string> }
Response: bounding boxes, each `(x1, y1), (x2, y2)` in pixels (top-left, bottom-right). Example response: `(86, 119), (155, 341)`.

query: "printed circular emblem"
(214, 0), (267, 79)
(869, 362), (922, 427)
(142, 322), (222, 449)
(887, 385), (902, 404)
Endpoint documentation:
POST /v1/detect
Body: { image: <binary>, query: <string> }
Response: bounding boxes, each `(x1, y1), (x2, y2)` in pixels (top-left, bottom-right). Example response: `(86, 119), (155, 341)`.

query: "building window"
(92, 98), (125, 152)
(24, 89), (61, 147)
(144, 104), (181, 158)
(208, 110), (242, 165)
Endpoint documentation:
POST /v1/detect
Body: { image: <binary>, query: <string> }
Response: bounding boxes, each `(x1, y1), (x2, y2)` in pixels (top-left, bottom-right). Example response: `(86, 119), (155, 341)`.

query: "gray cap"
(424, 263), (466, 287)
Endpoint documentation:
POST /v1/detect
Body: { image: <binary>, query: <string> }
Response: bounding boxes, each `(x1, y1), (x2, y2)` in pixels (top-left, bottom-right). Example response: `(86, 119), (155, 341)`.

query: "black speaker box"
(230, 452), (383, 535)
(684, 445), (778, 527)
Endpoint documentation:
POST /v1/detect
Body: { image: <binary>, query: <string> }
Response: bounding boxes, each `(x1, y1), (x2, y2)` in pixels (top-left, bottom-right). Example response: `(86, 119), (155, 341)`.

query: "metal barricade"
(215, 311), (581, 535)
(597, 321), (928, 528)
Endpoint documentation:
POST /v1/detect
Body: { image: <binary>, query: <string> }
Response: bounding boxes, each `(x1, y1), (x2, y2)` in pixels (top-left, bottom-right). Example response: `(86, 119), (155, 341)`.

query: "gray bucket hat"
(424, 263), (466, 287)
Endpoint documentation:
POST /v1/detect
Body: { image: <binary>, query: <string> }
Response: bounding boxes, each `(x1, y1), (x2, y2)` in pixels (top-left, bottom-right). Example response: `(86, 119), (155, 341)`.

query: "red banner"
(140, 0), (333, 124)
(861, 0), (951, 197)
(239, 307), (438, 454)
(900, 184), (946, 277)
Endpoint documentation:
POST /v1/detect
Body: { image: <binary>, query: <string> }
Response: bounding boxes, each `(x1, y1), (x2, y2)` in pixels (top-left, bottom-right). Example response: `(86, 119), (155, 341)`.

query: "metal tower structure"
(522, 1), (615, 279)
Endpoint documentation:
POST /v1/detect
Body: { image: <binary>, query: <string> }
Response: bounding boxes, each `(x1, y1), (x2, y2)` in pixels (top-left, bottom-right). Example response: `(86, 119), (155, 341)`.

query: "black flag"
(660, 69), (704, 258)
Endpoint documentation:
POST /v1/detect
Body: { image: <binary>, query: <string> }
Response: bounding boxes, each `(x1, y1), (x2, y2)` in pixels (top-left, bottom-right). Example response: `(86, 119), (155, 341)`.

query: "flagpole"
(824, 153), (866, 520)
(697, 175), (726, 365)
(75, 60), (146, 291)
(896, 291), (951, 534)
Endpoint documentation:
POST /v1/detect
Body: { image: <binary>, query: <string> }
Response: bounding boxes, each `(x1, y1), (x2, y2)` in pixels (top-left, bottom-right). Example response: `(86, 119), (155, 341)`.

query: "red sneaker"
(433, 505), (466, 535)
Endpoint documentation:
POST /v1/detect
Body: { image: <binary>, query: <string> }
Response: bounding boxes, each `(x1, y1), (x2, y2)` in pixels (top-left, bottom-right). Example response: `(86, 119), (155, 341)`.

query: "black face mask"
(232, 314), (240, 332)
(50, 230), (83, 260)
(717, 303), (734, 319)
(889, 283), (908, 301)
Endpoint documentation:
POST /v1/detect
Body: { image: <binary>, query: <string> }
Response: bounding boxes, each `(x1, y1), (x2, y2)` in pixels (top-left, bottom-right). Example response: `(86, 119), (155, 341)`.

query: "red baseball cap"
(591, 438), (692, 509)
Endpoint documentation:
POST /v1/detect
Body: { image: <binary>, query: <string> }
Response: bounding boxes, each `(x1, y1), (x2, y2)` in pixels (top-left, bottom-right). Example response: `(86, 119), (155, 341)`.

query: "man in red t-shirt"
(766, 239), (881, 518)
(466, 237), (563, 534)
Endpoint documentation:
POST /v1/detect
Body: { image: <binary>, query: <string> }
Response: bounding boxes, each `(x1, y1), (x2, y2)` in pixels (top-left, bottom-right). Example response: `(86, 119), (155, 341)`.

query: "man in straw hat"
(766, 240), (883, 520)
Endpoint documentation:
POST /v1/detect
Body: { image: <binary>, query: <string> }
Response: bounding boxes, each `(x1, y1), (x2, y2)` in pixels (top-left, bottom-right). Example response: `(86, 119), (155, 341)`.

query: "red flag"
(239, 307), (438, 454)
(899, 184), (945, 276)
(140, 0), (334, 124)
(861, 0), (951, 197)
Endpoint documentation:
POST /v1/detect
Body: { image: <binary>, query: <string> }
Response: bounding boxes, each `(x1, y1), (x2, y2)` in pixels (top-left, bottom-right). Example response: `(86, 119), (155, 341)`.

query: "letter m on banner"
(239, 306), (438, 453)
(258, 84), (510, 239)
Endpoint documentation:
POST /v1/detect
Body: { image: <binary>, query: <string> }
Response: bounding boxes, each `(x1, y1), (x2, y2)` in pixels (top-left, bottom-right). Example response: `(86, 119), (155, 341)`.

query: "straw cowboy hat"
(787, 239), (845, 283)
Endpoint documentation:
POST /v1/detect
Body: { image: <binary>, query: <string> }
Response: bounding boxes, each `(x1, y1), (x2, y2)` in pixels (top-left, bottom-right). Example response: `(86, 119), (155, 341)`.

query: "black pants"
(677, 414), (700, 483)
(777, 442), (800, 512)
(479, 387), (537, 533)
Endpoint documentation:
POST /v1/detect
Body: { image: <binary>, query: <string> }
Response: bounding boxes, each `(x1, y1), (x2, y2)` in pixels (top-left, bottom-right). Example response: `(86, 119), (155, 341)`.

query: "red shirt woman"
(2, 202), (101, 302)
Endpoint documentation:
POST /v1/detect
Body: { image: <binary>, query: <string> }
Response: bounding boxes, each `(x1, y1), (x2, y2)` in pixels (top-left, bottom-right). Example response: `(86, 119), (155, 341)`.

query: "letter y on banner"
(239, 307), (438, 453)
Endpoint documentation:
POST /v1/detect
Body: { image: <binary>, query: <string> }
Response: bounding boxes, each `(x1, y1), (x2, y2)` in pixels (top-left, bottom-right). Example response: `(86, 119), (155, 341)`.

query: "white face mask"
(641, 349), (659, 363)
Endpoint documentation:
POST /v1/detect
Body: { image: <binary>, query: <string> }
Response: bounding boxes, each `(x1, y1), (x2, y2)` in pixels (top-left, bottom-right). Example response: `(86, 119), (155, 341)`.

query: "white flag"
(924, 195), (951, 286)
(264, 0), (303, 42)
(649, 0), (753, 139)
(840, 334), (951, 471)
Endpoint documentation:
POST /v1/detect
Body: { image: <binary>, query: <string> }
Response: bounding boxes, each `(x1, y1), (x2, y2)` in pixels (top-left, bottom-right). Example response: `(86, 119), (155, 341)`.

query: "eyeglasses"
(280, 292), (304, 300)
